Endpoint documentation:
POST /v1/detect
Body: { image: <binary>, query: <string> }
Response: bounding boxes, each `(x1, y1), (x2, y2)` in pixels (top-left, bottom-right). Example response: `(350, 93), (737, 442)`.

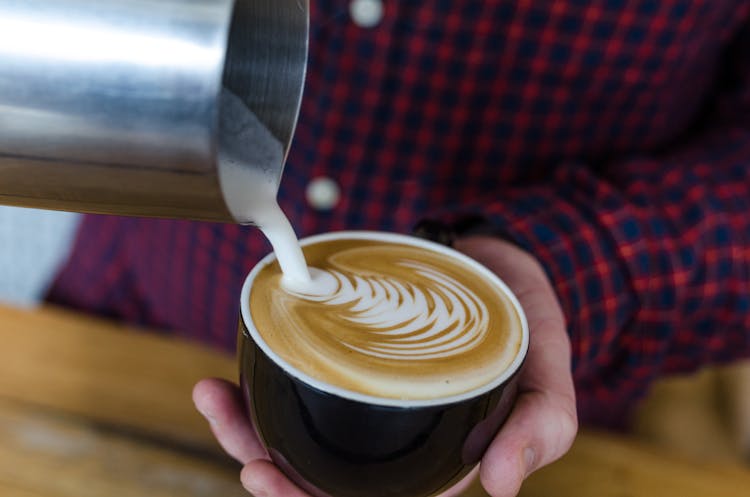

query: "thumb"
(479, 390), (577, 497)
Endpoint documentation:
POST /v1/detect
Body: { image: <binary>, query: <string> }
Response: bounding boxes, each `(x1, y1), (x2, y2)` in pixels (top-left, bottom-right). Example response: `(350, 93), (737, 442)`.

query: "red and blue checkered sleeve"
(432, 24), (750, 426)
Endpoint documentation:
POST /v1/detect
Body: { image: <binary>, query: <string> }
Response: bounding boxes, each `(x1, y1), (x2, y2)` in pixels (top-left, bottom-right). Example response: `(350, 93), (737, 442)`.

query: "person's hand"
(193, 235), (577, 497)
(451, 235), (577, 496)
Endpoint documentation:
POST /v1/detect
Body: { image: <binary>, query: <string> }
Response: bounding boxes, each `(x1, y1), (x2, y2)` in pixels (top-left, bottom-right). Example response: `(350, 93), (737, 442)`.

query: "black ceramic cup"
(239, 232), (529, 497)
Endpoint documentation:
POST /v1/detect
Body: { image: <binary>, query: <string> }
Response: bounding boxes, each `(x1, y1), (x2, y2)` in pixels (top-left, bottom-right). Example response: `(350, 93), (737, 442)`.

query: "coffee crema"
(249, 238), (523, 400)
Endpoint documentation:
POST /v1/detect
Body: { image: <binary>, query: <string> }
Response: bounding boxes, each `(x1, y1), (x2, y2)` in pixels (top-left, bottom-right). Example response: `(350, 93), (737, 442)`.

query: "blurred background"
(1, 207), (749, 497)
(0, 207), (80, 308)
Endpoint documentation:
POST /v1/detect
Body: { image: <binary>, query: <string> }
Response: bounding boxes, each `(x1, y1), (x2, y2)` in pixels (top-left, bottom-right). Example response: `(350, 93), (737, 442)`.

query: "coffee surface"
(249, 238), (522, 400)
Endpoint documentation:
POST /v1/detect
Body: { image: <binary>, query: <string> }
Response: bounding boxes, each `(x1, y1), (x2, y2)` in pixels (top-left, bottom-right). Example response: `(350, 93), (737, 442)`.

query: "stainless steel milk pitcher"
(0, 0), (309, 223)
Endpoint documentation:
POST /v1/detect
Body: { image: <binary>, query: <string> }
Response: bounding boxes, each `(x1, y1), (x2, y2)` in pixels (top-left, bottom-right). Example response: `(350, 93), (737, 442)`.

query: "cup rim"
(240, 230), (530, 408)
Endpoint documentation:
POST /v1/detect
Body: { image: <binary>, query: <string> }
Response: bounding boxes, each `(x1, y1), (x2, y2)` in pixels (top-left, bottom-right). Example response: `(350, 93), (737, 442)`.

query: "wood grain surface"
(0, 304), (234, 452)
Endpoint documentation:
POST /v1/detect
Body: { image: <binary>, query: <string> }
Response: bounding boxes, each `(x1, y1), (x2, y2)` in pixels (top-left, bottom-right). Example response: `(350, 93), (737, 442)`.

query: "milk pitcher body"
(0, 0), (309, 223)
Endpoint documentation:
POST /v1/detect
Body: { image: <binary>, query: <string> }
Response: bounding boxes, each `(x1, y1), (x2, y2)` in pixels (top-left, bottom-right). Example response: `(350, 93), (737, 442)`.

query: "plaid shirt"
(49, 1), (750, 428)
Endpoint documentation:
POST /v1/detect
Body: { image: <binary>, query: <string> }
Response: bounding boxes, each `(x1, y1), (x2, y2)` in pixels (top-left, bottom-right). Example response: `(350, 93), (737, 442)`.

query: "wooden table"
(1, 304), (749, 497)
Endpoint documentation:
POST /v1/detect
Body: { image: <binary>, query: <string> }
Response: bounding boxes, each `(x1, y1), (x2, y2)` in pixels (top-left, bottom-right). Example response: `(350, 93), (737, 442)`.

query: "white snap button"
(350, 0), (384, 28)
(306, 177), (341, 211)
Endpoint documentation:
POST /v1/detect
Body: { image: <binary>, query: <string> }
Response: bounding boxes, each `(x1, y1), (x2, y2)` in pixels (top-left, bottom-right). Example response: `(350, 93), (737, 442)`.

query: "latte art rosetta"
(285, 261), (489, 361)
(250, 238), (522, 399)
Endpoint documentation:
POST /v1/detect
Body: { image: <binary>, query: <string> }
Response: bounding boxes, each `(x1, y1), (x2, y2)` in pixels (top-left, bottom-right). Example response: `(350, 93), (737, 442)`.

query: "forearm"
(421, 124), (750, 429)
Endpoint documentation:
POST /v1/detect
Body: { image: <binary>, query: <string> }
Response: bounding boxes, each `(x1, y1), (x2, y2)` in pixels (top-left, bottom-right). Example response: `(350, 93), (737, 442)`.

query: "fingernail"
(242, 481), (268, 497)
(196, 406), (217, 426)
(244, 484), (267, 497)
(523, 447), (536, 476)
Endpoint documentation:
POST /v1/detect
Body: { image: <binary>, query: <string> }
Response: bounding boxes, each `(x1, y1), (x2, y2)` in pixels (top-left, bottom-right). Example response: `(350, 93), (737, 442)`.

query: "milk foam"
(285, 262), (489, 361)
(250, 238), (523, 400)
